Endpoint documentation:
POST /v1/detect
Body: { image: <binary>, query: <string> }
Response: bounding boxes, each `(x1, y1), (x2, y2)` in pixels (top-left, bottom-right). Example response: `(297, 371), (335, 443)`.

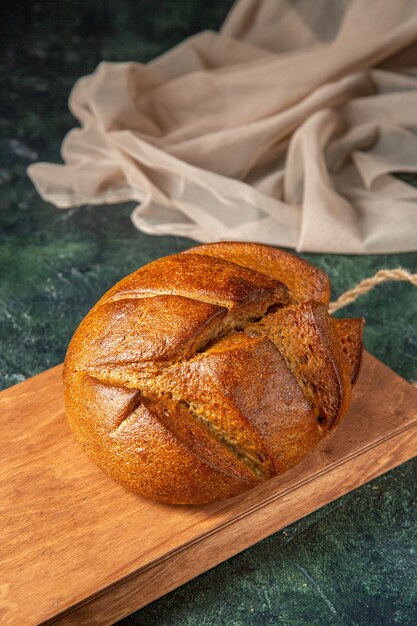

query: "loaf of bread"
(64, 242), (364, 504)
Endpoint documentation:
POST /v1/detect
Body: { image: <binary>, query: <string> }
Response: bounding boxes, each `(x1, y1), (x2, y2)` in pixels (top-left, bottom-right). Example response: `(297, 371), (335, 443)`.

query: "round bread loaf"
(64, 242), (364, 504)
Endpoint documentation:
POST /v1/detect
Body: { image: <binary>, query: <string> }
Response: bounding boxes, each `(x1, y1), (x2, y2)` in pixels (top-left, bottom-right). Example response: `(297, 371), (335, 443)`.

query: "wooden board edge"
(42, 416), (417, 626)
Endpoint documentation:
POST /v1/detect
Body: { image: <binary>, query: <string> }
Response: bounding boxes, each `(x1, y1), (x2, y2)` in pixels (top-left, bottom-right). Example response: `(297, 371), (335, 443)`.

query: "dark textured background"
(1, 2), (417, 624)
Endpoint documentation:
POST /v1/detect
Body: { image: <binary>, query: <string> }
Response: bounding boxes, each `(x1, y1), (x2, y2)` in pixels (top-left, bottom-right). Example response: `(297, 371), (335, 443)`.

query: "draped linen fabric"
(28, 0), (417, 253)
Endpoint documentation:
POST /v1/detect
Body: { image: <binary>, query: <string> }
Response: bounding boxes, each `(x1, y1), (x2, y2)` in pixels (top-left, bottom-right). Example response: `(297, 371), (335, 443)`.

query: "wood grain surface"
(1, 352), (417, 626)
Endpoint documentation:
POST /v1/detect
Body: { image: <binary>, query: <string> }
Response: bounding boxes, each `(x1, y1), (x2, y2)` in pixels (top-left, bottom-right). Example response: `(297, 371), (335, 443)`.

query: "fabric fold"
(28, 0), (417, 253)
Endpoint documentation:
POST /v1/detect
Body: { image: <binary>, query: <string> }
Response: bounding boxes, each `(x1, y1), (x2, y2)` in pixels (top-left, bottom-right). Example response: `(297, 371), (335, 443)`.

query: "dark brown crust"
(334, 318), (366, 385)
(244, 302), (352, 431)
(64, 243), (362, 504)
(181, 242), (331, 304)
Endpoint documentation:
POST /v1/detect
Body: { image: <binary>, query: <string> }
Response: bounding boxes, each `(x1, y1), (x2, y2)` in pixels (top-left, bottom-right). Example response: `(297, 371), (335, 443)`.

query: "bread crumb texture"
(64, 242), (364, 504)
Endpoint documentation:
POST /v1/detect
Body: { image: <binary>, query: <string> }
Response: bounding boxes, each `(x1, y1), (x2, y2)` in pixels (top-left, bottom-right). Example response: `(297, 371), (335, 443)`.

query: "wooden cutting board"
(1, 352), (417, 626)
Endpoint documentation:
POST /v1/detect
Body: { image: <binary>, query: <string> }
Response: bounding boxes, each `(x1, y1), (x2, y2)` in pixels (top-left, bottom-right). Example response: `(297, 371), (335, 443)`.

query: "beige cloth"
(28, 0), (417, 253)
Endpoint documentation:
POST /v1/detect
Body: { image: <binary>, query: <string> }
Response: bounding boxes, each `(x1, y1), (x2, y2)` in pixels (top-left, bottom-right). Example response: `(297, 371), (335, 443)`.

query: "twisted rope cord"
(329, 268), (417, 387)
(329, 268), (417, 313)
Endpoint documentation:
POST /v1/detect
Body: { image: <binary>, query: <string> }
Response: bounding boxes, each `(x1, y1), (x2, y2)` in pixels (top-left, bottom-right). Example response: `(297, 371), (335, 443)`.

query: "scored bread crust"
(64, 242), (364, 504)
(181, 241), (331, 304)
